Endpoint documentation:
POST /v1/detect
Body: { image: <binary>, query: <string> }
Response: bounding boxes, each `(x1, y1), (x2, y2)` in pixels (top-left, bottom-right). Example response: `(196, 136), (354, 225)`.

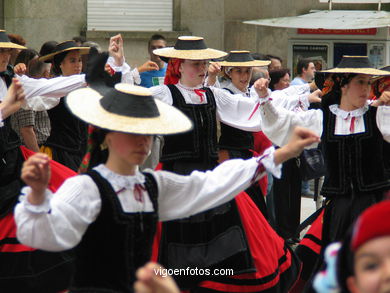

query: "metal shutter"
(88, 0), (172, 31)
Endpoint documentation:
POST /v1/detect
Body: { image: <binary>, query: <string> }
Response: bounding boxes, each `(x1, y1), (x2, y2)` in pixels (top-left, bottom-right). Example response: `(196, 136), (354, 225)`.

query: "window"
(87, 0), (173, 31)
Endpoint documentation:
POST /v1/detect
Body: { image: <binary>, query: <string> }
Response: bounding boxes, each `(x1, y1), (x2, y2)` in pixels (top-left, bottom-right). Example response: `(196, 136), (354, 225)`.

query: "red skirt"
(152, 191), (301, 292)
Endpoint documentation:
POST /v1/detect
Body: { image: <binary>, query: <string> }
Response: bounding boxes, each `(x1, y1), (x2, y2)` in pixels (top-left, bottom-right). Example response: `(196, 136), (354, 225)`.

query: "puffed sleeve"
(153, 146), (280, 221)
(14, 175), (101, 252)
(260, 99), (323, 147)
(377, 105), (390, 142)
(212, 87), (262, 131)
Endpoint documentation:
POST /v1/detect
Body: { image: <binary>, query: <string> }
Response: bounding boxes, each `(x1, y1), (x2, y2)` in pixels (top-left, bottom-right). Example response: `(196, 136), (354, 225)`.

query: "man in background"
(140, 34), (167, 87)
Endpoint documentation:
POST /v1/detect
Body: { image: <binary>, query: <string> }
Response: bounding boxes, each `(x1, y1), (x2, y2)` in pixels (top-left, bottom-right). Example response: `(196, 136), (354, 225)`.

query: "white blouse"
(0, 57), (130, 113)
(150, 82), (262, 132)
(15, 146), (281, 252)
(258, 97), (390, 147)
(249, 84), (311, 112)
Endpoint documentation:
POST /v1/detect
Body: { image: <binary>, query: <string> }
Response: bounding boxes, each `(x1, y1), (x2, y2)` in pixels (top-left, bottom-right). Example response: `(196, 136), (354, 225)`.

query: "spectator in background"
(291, 58), (317, 198)
(291, 58), (316, 86)
(140, 34), (167, 87)
(11, 49), (51, 152)
(267, 54), (282, 70)
(7, 33), (26, 65)
(250, 53), (270, 87)
(269, 68), (291, 91)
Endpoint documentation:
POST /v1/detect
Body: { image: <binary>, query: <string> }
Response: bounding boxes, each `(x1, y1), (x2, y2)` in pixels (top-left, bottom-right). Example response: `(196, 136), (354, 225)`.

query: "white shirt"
(258, 97), (390, 147)
(150, 82), (262, 132)
(0, 58), (130, 117)
(14, 147), (280, 252)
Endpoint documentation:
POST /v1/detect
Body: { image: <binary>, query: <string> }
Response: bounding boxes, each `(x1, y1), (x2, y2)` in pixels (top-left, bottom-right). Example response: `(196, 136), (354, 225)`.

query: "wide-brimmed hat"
(320, 55), (390, 75)
(39, 40), (90, 62)
(66, 83), (193, 135)
(217, 51), (270, 67)
(315, 55), (390, 90)
(153, 36), (227, 61)
(0, 30), (26, 50)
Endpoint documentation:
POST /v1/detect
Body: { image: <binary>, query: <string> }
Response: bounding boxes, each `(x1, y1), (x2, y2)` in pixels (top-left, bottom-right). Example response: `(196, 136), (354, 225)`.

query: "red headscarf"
(164, 58), (183, 85)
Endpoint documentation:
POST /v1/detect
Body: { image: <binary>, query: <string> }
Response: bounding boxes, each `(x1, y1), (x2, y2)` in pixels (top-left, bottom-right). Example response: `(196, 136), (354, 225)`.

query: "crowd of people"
(0, 29), (388, 293)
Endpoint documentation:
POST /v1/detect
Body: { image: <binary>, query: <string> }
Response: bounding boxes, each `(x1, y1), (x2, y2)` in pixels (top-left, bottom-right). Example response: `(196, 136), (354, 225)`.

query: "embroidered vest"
(321, 105), (390, 196)
(160, 84), (218, 162)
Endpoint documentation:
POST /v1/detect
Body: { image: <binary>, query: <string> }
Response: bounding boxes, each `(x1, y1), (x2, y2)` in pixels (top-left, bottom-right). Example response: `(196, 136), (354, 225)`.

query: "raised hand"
(375, 90), (390, 106)
(273, 126), (320, 165)
(21, 153), (51, 205)
(254, 77), (270, 98)
(14, 63), (27, 75)
(0, 78), (26, 119)
(108, 34), (124, 66)
(137, 61), (159, 73)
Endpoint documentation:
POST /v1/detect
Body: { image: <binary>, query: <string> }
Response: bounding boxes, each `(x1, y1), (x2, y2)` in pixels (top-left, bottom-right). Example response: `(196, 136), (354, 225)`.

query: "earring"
(147, 150), (152, 156)
(100, 141), (108, 150)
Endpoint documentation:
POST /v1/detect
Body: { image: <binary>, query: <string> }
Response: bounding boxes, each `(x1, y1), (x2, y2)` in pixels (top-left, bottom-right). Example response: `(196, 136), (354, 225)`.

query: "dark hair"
(321, 73), (358, 107)
(39, 41), (58, 57)
(266, 54), (282, 63)
(251, 53), (270, 61)
(7, 34), (26, 46)
(72, 36), (86, 45)
(148, 34), (166, 47)
(14, 48), (39, 66)
(86, 128), (110, 172)
(28, 59), (49, 78)
(53, 50), (74, 76)
(269, 68), (290, 90)
(296, 58), (313, 75)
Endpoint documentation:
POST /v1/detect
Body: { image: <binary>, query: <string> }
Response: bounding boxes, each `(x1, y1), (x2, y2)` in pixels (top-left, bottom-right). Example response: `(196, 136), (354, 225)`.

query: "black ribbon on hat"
(174, 38), (208, 50)
(224, 52), (255, 62)
(100, 88), (160, 118)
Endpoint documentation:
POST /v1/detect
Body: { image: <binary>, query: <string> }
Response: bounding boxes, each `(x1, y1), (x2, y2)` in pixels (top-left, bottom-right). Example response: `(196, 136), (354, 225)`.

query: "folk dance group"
(0, 30), (389, 293)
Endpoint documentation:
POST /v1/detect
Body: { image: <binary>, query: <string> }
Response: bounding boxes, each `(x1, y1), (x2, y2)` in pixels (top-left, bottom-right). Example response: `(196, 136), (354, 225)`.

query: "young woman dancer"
(254, 56), (390, 291)
(145, 36), (302, 292)
(14, 83), (319, 293)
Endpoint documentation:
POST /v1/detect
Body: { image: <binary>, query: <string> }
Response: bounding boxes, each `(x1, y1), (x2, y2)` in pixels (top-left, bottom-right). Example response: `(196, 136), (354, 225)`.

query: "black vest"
(0, 67), (21, 157)
(70, 170), (158, 293)
(160, 84), (218, 162)
(321, 105), (390, 196)
(45, 98), (88, 153)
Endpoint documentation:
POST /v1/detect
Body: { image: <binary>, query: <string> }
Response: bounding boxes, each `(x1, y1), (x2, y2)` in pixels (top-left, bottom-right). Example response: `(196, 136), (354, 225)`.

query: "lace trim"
(94, 164), (145, 191)
(329, 104), (369, 119)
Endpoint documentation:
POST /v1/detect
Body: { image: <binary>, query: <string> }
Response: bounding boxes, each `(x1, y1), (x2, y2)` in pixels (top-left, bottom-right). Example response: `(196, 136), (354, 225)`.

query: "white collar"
(94, 164), (146, 191)
(224, 82), (248, 95)
(329, 103), (369, 119)
(176, 81), (203, 90)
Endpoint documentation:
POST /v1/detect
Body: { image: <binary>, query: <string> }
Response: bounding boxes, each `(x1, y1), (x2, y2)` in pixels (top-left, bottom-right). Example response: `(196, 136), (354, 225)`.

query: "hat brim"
(319, 67), (390, 76)
(153, 47), (227, 60)
(217, 60), (271, 67)
(39, 47), (90, 62)
(66, 87), (193, 135)
(0, 42), (26, 50)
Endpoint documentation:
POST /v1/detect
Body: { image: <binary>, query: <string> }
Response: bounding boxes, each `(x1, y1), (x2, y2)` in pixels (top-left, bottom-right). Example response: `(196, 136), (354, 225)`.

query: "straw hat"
(39, 40), (90, 62)
(319, 56), (390, 75)
(0, 30), (26, 49)
(153, 36), (227, 60)
(66, 84), (193, 135)
(315, 55), (390, 89)
(217, 51), (270, 67)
